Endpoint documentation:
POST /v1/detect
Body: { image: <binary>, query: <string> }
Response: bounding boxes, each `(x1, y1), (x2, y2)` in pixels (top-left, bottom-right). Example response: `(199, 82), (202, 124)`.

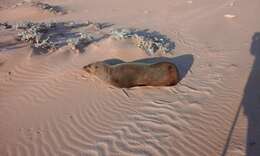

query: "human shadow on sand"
(242, 32), (260, 156)
(221, 32), (260, 156)
(103, 54), (194, 81)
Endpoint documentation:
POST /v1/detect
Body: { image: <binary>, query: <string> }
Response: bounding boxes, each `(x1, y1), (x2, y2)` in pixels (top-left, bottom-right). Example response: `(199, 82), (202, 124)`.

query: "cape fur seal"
(83, 61), (180, 88)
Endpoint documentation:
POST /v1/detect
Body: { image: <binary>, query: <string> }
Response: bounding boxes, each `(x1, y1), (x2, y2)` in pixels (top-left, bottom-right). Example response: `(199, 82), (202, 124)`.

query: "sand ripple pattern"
(0, 28), (242, 156)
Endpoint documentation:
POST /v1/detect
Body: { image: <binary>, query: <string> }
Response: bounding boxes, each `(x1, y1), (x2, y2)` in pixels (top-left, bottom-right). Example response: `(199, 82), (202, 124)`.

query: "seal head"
(83, 62), (112, 82)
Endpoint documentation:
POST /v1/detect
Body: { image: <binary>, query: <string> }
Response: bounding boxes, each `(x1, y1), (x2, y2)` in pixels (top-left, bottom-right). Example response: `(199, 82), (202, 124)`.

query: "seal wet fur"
(83, 61), (180, 88)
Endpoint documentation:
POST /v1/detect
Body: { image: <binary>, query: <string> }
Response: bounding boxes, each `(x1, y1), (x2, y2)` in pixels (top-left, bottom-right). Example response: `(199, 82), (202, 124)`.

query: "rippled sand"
(0, 0), (260, 156)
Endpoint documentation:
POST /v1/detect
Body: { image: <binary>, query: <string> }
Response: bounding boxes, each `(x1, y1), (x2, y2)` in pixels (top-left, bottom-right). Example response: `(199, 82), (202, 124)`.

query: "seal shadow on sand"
(103, 54), (194, 81)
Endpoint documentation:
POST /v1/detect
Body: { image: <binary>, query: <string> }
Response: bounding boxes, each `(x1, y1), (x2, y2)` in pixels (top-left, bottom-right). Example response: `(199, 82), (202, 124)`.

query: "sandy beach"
(0, 0), (260, 156)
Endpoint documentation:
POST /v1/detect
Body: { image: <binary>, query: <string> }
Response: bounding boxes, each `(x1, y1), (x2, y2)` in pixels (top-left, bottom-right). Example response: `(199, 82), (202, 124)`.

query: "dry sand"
(0, 0), (260, 156)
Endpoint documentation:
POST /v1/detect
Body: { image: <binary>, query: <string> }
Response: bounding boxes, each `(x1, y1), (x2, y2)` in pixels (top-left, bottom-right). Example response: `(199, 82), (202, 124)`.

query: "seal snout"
(83, 65), (91, 73)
